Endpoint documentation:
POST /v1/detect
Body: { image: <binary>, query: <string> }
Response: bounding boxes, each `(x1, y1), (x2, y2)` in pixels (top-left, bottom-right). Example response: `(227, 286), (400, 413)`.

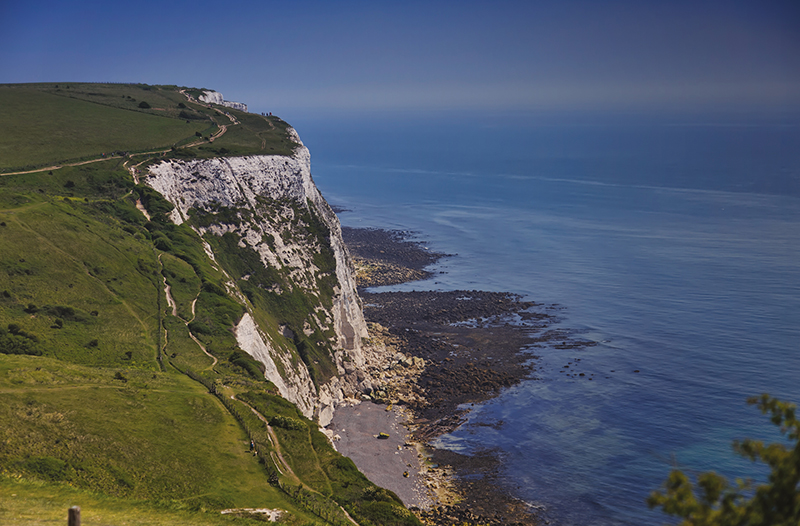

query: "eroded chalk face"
(146, 134), (372, 425)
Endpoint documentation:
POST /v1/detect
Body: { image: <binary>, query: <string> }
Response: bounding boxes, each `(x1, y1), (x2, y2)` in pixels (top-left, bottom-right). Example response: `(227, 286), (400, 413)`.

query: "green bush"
(200, 281), (226, 296)
(23, 456), (69, 481)
(42, 305), (87, 322)
(269, 415), (306, 431)
(187, 320), (212, 335)
(154, 237), (173, 251)
(229, 349), (266, 380)
(0, 325), (41, 356)
(135, 185), (174, 221)
(178, 110), (205, 120)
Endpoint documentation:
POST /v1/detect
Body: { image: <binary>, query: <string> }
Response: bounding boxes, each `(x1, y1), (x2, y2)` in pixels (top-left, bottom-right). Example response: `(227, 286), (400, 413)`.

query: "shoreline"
(335, 226), (597, 525)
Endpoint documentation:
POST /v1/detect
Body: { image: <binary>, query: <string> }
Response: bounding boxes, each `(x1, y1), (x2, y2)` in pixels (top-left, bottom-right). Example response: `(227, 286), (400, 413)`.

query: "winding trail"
(189, 329), (218, 368)
(159, 254), (178, 318)
(156, 253), (218, 369)
(234, 395), (295, 481)
(232, 395), (361, 526)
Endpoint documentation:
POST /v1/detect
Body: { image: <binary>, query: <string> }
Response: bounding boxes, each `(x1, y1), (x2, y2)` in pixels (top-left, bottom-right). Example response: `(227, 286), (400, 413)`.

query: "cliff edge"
(145, 128), (369, 426)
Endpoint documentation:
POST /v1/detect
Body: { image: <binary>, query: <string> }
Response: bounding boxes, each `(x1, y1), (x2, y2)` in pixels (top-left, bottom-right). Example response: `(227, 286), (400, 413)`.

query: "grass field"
(0, 195), (161, 367)
(0, 86), (208, 171)
(0, 356), (308, 512)
(0, 475), (292, 526)
(0, 83), (299, 172)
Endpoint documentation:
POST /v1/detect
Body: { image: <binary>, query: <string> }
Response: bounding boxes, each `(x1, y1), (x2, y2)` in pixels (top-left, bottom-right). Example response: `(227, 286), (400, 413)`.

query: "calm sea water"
(290, 111), (800, 525)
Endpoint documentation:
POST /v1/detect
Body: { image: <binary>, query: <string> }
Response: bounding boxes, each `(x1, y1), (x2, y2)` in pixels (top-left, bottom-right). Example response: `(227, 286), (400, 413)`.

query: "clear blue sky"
(2, 0), (798, 117)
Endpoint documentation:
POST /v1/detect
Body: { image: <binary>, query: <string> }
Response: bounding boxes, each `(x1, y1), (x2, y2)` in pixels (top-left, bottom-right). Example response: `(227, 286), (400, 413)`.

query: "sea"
(289, 109), (800, 525)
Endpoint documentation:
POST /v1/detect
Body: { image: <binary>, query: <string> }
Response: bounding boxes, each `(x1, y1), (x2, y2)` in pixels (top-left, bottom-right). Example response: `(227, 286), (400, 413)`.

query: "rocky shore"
(341, 227), (450, 287)
(338, 227), (597, 525)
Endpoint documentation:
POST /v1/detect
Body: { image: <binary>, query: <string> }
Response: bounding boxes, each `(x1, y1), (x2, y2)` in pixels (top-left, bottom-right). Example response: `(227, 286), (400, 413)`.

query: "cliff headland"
(0, 83), (418, 526)
(0, 82), (597, 526)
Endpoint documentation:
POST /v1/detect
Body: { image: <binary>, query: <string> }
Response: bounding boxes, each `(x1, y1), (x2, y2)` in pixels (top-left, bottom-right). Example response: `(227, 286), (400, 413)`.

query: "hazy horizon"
(2, 0), (798, 121)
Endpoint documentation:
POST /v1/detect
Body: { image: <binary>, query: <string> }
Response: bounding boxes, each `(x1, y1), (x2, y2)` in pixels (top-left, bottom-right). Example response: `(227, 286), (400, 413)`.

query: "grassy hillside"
(1, 476), (283, 526)
(0, 85), (206, 171)
(0, 356), (294, 508)
(0, 83), (420, 526)
(0, 83), (296, 173)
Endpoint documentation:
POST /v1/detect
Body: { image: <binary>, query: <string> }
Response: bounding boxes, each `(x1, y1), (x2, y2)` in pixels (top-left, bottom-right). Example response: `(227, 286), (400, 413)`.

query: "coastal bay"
(303, 113), (800, 525)
(332, 227), (597, 525)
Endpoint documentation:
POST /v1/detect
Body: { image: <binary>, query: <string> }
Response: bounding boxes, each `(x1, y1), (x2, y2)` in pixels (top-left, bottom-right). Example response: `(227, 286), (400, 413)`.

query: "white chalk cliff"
(198, 90), (248, 112)
(145, 129), (369, 426)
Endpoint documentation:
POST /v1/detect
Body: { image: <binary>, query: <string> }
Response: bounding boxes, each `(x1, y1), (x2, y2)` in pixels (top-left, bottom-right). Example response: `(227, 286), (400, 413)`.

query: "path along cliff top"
(0, 82), (295, 175)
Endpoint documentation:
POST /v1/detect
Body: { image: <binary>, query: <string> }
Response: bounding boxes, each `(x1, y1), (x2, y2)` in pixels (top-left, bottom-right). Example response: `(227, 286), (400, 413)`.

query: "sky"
(2, 0), (798, 118)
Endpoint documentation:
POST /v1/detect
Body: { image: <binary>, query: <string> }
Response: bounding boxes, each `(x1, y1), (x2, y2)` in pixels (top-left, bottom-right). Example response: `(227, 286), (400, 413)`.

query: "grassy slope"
(0, 86), (208, 171)
(0, 356), (315, 524)
(0, 83), (419, 526)
(0, 356), (279, 505)
(1, 476), (259, 526)
(0, 83), (297, 172)
(237, 391), (418, 526)
(0, 164), (160, 366)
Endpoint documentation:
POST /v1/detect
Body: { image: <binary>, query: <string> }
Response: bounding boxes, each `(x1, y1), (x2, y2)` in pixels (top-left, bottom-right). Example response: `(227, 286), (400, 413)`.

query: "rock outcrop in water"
(145, 128), (368, 426)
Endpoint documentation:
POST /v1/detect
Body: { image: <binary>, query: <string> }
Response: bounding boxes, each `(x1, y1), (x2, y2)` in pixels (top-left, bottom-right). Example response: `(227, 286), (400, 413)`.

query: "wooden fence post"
(68, 506), (81, 526)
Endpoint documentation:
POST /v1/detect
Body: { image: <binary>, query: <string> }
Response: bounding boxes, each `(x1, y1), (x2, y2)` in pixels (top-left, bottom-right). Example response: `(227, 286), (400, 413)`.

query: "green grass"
(161, 253), (201, 321)
(0, 83), (298, 172)
(0, 86), (208, 172)
(0, 356), (306, 512)
(235, 391), (420, 526)
(206, 111), (298, 157)
(163, 317), (215, 371)
(0, 475), (304, 526)
(0, 196), (161, 367)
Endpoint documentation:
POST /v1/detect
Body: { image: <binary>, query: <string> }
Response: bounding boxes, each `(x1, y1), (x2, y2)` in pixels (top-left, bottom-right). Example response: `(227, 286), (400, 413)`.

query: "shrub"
(0, 325), (41, 356)
(269, 415), (306, 431)
(42, 305), (86, 322)
(201, 281), (226, 296)
(188, 320), (211, 335)
(154, 237), (173, 251)
(179, 110), (205, 120)
(138, 101), (150, 109)
(229, 349), (266, 380)
(23, 456), (68, 481)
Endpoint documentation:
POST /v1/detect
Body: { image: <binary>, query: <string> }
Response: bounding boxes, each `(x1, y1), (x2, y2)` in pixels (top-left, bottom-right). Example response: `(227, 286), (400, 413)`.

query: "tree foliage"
(648, 394), (800, 525)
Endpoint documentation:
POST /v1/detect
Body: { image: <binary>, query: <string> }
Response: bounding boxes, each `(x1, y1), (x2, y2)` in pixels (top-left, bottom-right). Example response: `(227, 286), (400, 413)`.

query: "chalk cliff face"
(145, 129), (368, 426)
(198, 90), (248, 112)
